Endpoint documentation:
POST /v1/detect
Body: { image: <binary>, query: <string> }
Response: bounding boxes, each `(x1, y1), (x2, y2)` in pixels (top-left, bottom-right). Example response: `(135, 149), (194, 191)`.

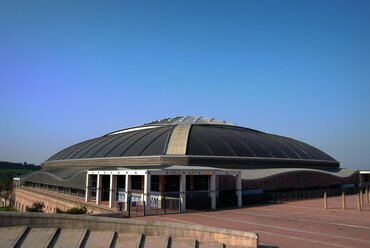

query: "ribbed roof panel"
(47, 126), (172, 160)
(47, 116), (337, 166)
(186, 125), (336, 162)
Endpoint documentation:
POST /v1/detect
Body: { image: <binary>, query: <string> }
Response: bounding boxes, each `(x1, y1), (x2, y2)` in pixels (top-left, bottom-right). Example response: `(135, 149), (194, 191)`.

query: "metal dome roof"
(48, 125), (173, 161)
(47, 116), (338, 168)
(186, 125), (334, 161)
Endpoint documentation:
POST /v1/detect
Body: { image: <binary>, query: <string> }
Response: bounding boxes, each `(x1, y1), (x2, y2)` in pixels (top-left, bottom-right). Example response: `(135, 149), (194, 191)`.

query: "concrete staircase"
(0, 226), (247, 248)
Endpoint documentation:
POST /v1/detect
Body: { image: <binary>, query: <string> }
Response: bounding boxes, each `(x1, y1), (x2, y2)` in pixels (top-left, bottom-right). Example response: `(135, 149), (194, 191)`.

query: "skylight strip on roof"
(108, 126), (159, 136)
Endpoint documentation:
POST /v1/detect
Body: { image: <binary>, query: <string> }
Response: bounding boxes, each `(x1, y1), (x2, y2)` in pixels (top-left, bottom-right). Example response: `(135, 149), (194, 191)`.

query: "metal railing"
(148, 195), (181, 215)
(242, 186), (362, 206)
(186, 191), (211, 210)
(116, 195), (181, 217)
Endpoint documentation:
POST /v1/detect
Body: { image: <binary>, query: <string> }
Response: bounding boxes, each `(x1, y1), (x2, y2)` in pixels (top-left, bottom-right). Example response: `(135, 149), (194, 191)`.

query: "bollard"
(324, 192), (328, 209)
(360, 190), (363, 206)
(357, 193), (361, 211)
(342, 192), (346, 210)
(366, 189), (369, 204)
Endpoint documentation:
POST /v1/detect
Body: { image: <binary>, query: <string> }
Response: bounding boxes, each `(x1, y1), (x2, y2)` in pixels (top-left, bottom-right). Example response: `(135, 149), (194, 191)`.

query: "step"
(142, 235), (169, 248)
(199, 242), (224, 248)
(53, 229), (87, 248)
(0, 226), (28, 248)
(114, 233), (143, 248)
(171, 237), (197, 248)
(83, 230), (115, 248)
(20, 227), (58, 248)
(228, 245), (255, 248)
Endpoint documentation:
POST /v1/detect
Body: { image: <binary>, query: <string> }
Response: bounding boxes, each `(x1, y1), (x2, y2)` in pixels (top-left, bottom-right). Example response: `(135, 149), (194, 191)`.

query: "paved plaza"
(138, 195), (370, 248)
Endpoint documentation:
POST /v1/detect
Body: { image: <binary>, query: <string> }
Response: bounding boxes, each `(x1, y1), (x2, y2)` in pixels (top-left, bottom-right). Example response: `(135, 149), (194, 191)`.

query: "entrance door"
(216, 175), (237, 209)
(217, 189), (237, 208)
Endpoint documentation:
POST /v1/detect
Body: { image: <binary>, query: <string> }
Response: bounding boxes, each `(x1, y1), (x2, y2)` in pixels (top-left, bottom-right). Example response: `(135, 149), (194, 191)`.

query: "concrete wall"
(243, 170), (359, 190)
(13, 187), (78, 213)
(0, 212), (258, 247)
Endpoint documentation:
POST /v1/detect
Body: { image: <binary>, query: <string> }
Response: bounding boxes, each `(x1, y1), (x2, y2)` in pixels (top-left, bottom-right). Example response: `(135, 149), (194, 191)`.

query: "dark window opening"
(164, 175), (180, 192)
(91, 175), (97, 188)
(131, 175), (143, 190)
(151, 175), (159, 192)
(187, 175), (209, 191)
(117, 175), (126, 189)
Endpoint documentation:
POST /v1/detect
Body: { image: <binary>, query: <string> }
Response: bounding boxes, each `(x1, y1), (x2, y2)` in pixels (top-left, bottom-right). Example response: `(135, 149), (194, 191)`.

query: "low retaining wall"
(0, 212), (258, 247)
(13, 187), (111, 214)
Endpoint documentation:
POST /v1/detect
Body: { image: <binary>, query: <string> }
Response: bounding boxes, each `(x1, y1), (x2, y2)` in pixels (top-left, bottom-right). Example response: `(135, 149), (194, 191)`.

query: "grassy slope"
(0, 206), (17, 211)
(0, 168), (37, 177)
(0, 168), (37, 179)
(0, 168), (39, 186)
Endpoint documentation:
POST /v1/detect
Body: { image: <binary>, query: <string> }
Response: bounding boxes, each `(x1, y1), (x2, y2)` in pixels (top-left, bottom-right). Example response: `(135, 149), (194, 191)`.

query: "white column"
(85, 174), (91, 202)
(180, 174), (186, 213)
(124, 174), (131, 211)
(96, 174), (102, 205)
(109, 174), (117, 208)
(210, 174), (216, 210)
(216, 175), (219, 198)
(114, 174), (117, 197)
(236, 173), (242, 207)
(144, 172), (151, 215)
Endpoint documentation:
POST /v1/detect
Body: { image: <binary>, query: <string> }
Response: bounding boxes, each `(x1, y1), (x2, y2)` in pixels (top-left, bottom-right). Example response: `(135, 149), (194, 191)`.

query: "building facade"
(14, 116), (359, 213)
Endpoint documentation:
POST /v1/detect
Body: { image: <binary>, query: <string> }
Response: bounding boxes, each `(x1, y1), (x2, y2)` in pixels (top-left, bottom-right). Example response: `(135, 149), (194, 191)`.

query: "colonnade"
(85, 170), (243, 215)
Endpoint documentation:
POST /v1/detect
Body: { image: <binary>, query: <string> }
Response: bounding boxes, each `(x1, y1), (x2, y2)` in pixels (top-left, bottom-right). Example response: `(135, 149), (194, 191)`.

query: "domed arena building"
(14, 116), (358, 214)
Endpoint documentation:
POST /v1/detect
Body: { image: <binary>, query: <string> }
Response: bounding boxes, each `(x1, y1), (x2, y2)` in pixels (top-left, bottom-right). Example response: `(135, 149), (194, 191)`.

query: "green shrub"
(26, 201), (44, 212)
(56, 206), (87, 214)
(55, 208), (64, 213)
(65, 206), (87, 214)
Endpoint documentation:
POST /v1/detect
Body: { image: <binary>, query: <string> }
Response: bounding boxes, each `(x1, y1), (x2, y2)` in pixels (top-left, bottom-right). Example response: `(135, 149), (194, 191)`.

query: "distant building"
(359, 170), (370, 187)
(13, 116), (358, 214)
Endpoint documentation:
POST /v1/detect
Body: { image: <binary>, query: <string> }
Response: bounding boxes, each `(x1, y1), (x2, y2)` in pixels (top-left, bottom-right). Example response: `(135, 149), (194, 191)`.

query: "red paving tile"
(137, 195), (370, 248)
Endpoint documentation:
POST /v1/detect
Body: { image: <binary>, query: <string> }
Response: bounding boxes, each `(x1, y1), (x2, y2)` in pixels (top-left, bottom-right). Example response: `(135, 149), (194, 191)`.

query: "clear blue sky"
(0, 0), (369, 169)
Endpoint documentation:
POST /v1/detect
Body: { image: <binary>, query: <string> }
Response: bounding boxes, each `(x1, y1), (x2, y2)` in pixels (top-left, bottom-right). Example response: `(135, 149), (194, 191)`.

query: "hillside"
(0, 161), (40, 187)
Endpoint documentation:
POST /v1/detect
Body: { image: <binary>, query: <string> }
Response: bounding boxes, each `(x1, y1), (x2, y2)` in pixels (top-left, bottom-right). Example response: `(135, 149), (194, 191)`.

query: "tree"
(0, 177), (13, 207)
